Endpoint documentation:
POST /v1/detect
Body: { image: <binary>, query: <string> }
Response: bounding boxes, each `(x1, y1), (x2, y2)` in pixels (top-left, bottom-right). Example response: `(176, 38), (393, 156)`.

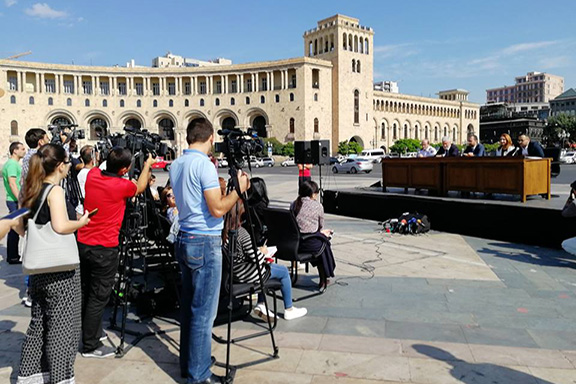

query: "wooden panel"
(480, 165), (522, 193)
(444, 164), (477, 190)
(411, 164), (441, 188)
(386, 165), (410, 185)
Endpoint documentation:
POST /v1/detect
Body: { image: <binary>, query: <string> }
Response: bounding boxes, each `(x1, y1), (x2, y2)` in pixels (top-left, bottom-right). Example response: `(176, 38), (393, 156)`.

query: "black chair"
(262, 206), (329, 301)
(543, 147), (561, 178)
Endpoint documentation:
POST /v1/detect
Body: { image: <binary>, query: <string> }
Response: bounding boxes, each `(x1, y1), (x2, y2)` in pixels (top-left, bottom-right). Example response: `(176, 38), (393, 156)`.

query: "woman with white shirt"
(495, 134), (517, 157)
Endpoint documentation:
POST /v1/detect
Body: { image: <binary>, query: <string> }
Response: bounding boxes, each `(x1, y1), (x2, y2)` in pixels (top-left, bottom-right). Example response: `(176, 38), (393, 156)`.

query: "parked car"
(281, 157), (296, 167)
(332, 157), (374, 174)
(329, 156), (340, 165)
(261, 157), (275, 167)
(151, 157), (172, 172)
(560, 151), (576, 164)
(248, 156), (264, 168)
(217, 158), (228, 168)
(360, 148), (386, 163)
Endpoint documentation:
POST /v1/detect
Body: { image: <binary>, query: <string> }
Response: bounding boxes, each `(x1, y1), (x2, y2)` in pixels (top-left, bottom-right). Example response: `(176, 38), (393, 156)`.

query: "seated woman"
(223, 201), (307, 321)
(291, 180), (336, 292)
(495, 133), (516, 157)
(160, 186), (178, 223)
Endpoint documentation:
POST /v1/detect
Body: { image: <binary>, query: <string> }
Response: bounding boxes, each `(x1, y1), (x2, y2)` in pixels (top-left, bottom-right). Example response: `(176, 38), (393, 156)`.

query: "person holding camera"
(77, 147), (154, 358)
(170, 118), (249, 384)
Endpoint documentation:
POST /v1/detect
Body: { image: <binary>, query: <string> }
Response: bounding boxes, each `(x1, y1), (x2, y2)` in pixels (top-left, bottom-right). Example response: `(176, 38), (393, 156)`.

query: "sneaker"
(81, 345), (116, 358)
(99, 329), (108, 342)
(284, 306), (307, 320)
(22, 297), (32, 307)
(253, 303), (277, 322)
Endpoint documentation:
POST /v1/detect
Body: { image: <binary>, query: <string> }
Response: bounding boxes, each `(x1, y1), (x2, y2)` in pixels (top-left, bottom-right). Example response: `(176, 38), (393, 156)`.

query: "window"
(314, 93), (318, 101)
(184, 82), (191, 95)
(215, 98), (220, 106)
(67, 98), (72, 106)
(120, 99), (125, 108)
(100, 81), (110, 95)
(199, 81), (206, 94)
(275, 94), (280, 103)
(261, 78), (267, 91)
(231, 97), (235, 106)
(89, 118), (108, 140)
(216, 81), (222, 94)
(169, 99), (174, 107)
(352, 59), (356, 73)
(246, 96), (250, 105)
(83, 81), (92, 95)
(168, 82), (176, 95)
(29, 96), (34, 105)
(381, 123), (386, 139)
(290, 93), (294, 102)
(289, 118), (295, 134)
(118, 82), (127, 95)
(357, 60), (361, 73)
(246, 78), (252, 92)
(393, 123), (397, 140)
(63, 80), (74, 94)
(103, 99), (108, 107)
(10, 95), (16, 104)
(354, 90), (359, 124)
(136, 99), (141, 108)
(48, 97), (53, 106)
(290, 74), (297, 88)
(152, 83), (160, 96)
(8, 76), (17, 91)
(260, 96), (265, 104)
(314, 118), (319, 133)
(45, 79), (56, 93)
(184, 99), (189, 107)
(231, 80), (237, 93)
(10, 120), (18, 136)
(135, 82), (143, 96)
(85, 99), (90, 107)
(200, 99), (205, 107)
(153, 100), (158, 107)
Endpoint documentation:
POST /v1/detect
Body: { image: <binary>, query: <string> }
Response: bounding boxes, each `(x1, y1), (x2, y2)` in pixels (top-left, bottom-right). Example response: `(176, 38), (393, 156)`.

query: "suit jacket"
(463, 143), (486, 157)
(436, 144), (459, 157)
(524, 141), (545, 157)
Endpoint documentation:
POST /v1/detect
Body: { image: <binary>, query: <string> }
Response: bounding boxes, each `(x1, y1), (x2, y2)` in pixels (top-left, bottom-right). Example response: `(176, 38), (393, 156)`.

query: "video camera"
(48, 123), (86, 145)
(215, 128), (264, 169)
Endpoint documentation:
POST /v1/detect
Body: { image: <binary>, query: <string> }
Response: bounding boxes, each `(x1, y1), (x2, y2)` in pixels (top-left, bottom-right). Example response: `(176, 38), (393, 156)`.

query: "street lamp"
(560, 130), (569, 149)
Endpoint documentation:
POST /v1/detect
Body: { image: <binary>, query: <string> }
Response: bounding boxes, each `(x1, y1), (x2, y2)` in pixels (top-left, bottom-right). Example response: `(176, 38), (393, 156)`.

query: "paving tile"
(563, 350), (576, 369)
(212, 344), (303, 374)
(322, 317), (386, 338)
(234, 369), (313, 384)
(311, 375), (406, 383)
(319, 334), (402, 356)
(234, 330), (323, 351)
(449, 361), (540, 384)
(528, 367), (576, 384)
(527, 329), (576, 350)
(384, 320), (467, 344)
(461, 325), (539, 348)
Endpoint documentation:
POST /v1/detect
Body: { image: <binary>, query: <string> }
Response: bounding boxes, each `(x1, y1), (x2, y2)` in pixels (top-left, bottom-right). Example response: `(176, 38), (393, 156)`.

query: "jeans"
(6, 201), (19, 263)
(78, 243), (119, 352)
(176, 232), (222, 383)
(258, 263), (292, 309)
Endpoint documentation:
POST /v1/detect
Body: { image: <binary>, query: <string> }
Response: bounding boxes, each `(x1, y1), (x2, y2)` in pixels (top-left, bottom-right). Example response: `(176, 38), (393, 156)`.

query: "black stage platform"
(323, 187), (576, 249)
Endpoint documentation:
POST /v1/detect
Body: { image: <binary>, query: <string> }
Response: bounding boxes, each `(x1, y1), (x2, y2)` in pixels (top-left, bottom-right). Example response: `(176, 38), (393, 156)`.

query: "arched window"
(48, 97), (53, 106)
(103, 99), (108, 107)
(357, 60), (361, 73)
(348, 35), (353, 51)
(137, 100), (141, 108)
(365, 38), (369, 54)
(443, 126), (448, 137)
(404, 124), (408, 138)
(275, 94), (280, 103)
(200, 98), (205, 107)
(314, 93), (318, 101)
(245, 96), (250, 105)
(381, 122), (386, 139)
(359, 37), (364, 53)
(354, 90), (359, 124)
(153, 100), (158, 107)
(308, 41), (313, 56)
(52, 116), (72, 126)
(185, 99), (189, 107)
(260, 96), (265, 104)
(453, 127), (457, 142)
(290, 93), (294, 102)
(10, 95), (16, 104)
(314, 39), (317, 55)
(10, 120), (18, 136)
(354, 35), (358, 52)
(289, 118), (295, 134)
(125, 118), (141, 130)
(29, 96), (35, 105)
(230, 97), (235, 106)
(120, 99), (125, 107)
(314, 118), (319, 133)
(159, 118), (175, 140)
(215, 98), (220, 106)
(415, 125), (419, 139)
(434, 127), (439, 142)
(67, 98), (72, 106)
(169, 99), (174, 107)
(343, 33), (347, 50)
(393, 123), (398, 140)
(85, 99), (90, 107)
(352, 59), (356, 73)
(89, 118), (108, 140)
(425, 125), (429, 140)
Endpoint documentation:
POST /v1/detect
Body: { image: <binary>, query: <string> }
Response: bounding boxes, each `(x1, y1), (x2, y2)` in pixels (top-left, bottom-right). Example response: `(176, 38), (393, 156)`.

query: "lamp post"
(560, 130), (569, 149)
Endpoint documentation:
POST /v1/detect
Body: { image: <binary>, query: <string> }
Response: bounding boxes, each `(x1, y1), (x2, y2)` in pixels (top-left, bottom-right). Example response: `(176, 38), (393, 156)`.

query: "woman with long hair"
(15, 143), (90, 384)
(222, 201), (307, 321)
(495, 133), (517, 156)
(291, 180), (336, 292)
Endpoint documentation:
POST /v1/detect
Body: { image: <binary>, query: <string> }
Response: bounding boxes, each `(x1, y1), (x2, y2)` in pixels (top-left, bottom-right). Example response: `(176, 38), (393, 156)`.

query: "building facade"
(1, 14), (479, 158)
(486, 71), (564, 104)
(550, 88), (576, 117)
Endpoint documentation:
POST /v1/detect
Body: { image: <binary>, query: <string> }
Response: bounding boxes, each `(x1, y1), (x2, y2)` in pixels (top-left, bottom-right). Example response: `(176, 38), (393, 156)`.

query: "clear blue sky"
(1, 0), (574, 103)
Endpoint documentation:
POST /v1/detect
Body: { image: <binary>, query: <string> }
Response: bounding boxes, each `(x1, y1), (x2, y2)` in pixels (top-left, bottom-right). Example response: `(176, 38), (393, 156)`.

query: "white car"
(281, 157), (296, 167)
(248, 156), (264, 168)
(560, 151), (576, 164)
(332, 157), (373, 174)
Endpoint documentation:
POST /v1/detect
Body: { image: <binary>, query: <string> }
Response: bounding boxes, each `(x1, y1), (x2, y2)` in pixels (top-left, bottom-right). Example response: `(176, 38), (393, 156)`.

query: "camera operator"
(562, 181), (576, 255)
(77, 147), (154, 358)
(170, 118), (249, 384)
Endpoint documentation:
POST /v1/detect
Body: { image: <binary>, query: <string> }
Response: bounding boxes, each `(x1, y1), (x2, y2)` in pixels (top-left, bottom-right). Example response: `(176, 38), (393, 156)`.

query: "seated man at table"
(462, 134), (486, 157)
(516, 134), (545, 157)
(435, 136), (459, 157)
(417, 139), (437, 157)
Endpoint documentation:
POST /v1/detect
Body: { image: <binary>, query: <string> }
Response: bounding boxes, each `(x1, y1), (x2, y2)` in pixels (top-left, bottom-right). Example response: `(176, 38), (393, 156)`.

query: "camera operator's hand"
(237, 170), (250, 193)
(145, 153), (155, 167)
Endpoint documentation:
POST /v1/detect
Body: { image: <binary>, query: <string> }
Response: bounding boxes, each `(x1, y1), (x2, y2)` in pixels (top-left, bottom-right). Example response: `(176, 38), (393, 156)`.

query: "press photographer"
(77, 147), (154, 358)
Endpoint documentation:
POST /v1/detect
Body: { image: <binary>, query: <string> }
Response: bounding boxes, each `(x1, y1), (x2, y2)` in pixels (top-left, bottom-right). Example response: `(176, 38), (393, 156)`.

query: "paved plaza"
(1, 167), (576, 383)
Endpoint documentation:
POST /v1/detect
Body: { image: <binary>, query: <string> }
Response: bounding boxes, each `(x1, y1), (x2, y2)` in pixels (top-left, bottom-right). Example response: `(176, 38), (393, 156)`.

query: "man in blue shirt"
(170, 118), (249, 384)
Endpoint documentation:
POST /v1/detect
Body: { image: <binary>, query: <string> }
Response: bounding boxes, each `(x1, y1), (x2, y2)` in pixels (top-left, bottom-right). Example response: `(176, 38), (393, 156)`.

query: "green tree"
(389, 139), (421, 154)
(546, 114), (576, 146)
(338, 141), (350, 155)
(348, 141), (363, 154)
(263, 137), (284, 155)
(282, 142), (294, 157)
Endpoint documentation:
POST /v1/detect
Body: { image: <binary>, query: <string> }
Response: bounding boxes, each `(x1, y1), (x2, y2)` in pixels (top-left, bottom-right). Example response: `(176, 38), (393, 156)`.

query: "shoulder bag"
(22, 185), (80, 275)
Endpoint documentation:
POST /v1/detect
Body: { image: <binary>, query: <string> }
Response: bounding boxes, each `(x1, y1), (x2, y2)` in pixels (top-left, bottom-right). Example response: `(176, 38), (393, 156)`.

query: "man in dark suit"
(436, 136), (460, 157)
(462, 134), (486, 157)
(517, 134), (545, 157)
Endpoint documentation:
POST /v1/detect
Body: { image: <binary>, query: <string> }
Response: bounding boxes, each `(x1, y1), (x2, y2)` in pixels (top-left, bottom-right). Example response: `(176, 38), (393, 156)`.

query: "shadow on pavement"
(478, 242), (576, 269)
(413, 344), (553, 384)
(0, 320), (24, 383)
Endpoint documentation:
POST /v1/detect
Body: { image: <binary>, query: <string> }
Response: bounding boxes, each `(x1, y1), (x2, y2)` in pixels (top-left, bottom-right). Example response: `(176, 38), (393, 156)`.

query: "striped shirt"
(223, 227), (270, 284)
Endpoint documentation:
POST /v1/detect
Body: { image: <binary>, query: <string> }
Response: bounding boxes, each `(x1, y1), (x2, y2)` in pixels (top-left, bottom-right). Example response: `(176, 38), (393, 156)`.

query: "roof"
(553, 88), (576, 100)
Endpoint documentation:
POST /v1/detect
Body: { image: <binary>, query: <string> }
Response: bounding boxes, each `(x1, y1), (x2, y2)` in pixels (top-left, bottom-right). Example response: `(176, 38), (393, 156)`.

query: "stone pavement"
(1, 171), (576, 383)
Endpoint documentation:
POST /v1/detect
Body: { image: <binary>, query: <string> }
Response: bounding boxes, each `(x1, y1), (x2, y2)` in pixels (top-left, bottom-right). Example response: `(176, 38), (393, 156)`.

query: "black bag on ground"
(384, 212), (430, 234)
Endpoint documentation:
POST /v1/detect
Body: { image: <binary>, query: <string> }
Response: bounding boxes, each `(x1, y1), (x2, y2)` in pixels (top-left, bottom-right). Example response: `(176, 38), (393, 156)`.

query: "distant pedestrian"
(297, 163), (313, 188)
(2, 141), (26, 264)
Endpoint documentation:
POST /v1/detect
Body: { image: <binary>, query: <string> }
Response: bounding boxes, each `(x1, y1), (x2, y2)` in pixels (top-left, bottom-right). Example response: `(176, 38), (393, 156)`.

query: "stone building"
(0, 14), (479, 157)
(486, 71), (564, 104)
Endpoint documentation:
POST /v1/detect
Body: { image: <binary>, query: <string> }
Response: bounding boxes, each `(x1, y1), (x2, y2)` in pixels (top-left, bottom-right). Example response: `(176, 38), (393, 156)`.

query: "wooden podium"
(381, 157), (551, 202)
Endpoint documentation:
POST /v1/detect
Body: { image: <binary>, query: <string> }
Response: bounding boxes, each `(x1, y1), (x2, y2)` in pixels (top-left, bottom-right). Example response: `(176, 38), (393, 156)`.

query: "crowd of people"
(1, 120), (335, 384)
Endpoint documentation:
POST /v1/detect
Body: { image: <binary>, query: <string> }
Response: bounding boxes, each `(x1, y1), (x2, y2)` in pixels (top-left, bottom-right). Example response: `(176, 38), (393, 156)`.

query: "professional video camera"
(48, 123), (85, 145)
(215, 127), (264, 169)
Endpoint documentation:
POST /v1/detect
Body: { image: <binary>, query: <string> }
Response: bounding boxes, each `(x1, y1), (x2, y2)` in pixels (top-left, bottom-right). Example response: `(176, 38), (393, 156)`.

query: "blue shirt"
(169, 149), (222, 234)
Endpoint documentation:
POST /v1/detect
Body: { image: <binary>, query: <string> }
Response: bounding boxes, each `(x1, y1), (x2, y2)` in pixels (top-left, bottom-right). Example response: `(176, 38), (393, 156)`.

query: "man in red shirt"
(78, 147), (154, 358)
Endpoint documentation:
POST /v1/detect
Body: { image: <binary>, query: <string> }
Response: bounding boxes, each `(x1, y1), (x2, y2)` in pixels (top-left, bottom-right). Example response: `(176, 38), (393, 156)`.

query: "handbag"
(22, 185), (80, 275)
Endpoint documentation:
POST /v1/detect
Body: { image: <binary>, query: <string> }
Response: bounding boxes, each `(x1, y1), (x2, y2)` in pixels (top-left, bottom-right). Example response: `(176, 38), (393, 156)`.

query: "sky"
(1, 0), (574, 104)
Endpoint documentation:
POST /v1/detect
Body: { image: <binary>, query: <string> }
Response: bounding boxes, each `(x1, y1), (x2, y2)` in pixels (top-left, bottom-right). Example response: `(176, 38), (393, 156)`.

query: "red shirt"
(298, 164), (311, 177)
(78, 168), (137, 247)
